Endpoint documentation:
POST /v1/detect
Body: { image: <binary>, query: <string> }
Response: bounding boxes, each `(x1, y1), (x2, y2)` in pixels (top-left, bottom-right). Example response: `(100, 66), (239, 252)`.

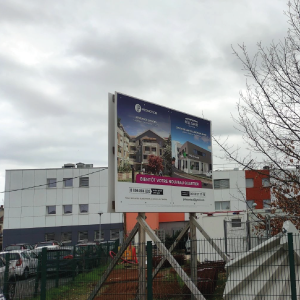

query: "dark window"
(78, 231), (88, 242)
(79, 177), (89, 187)
(61, 232), (72, 243)
(214, 179), (230, 189)
(63, 205), (72, 214)
(45, 233), (55, 241)
(47, 206), (56, 215)
(231, 219), (242, 228)
(63, 178), (73, 187)
(47, 178), (56, 188)
(79, 204), (88, 213)
(110, 229), (119, 240)
(94, 230), (104, 242)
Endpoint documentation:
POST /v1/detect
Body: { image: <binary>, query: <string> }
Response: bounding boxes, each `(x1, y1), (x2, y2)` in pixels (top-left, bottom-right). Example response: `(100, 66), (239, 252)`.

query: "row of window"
(47, 204), (88, 215)
(214, 178), (270, 189)
(215, 200), (271, 210)
(47, 177), (89, 188)
(45, 229), (119, 243)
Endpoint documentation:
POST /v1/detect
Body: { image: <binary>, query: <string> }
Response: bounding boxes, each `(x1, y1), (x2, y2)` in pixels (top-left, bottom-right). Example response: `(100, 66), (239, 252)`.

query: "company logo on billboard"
(135, 104), (157, 115)
(135, 104), (142, 113)
(185, 118), (198, 127)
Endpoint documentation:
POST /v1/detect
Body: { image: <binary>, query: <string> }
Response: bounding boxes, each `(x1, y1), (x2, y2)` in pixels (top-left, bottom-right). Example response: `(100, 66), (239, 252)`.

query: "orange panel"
(159, 213), (185, 223)
(125, 213), (159, 233)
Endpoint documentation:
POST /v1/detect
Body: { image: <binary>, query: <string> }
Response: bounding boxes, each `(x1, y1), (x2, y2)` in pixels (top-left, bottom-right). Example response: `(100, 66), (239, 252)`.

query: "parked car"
(45, 248), (82, 276)
(0, 256), (16, 300)
(3, 244), (33, 251)
(34, 241), (61, 250)
(0, 250), (37, 280)
(74, 242), (100, 269)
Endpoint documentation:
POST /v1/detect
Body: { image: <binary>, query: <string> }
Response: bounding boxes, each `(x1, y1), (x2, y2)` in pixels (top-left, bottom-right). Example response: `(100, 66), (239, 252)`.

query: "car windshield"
(47, 250), (72, 259)
(5, 245), (23, 251)
(0, 253), (20, 261)
(36, 242), (55, 247)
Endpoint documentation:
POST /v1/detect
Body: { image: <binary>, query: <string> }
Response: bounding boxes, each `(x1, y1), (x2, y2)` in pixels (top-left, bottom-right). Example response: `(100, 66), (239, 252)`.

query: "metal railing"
(2, 234), (300, 299)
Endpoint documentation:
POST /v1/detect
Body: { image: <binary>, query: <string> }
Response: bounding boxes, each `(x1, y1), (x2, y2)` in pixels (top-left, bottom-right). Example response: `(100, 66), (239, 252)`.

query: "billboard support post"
(138, 212), (146, 300)
(190, 212), (197, 300)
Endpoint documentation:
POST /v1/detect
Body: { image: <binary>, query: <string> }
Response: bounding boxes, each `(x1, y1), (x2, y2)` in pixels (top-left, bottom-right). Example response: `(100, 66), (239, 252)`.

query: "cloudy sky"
(0, 0), (290, 203)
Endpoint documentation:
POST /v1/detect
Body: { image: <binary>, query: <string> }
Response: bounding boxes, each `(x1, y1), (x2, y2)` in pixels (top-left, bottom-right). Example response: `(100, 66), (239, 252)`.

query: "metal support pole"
(190, 213), (197, 300)
(288, 233), (297, 300)
(147, 241), (153, 300)
(98, 212), (103, 243)
(138, 212), (146, 300)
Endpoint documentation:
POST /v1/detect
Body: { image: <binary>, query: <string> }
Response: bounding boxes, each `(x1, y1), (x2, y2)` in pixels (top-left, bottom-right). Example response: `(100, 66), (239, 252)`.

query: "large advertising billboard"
(111, 92), (214, 212)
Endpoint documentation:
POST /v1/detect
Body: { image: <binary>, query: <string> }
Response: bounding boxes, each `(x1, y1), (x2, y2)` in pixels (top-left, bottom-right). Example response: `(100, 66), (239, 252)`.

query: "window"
(110, 229), (119, 240)
(231, 218), (242, 228)
(78, 231), (88, 242)
(262, 178), (270, 187)
(263, 199), (271, 208)
(247, 200), (255, 209)
(61, 232), (72, 243)
(94, 230), (104, 242)
(47, 178), (56, 188)
(214, 179), (230, 189)
(79, 204), (89, 213)
(195, 162), (199, 171)
(63, 178), (73, 187)
(215, 201), (230, 211)
(63, 205), (72, 214)
(79, 177), (89, 187)
(246, 178), (254, 188)
(151, 147), (156, 152)
(47, 206), (56, 215)
(45, 233), (55, 241)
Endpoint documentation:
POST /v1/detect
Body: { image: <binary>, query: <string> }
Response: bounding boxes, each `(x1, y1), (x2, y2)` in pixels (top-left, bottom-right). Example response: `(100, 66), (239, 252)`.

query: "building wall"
(245, 170), (270, 209)
(3, 167), (123, 247)
(213, 170), (247, 211)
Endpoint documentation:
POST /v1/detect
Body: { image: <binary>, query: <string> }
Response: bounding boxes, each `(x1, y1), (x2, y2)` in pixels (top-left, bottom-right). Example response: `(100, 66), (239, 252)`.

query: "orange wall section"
(159, 213), (185, 223)
(245, 170), (271, 209)
(125, 213), (159, 233)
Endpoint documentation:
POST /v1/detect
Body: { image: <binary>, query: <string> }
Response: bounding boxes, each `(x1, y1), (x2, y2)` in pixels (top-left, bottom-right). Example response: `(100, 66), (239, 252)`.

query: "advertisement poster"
(114, 92), (213, 212)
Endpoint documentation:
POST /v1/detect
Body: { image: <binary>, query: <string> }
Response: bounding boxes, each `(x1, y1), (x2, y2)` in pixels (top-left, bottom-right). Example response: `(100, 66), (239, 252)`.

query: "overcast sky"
(0, 0), (290, 203)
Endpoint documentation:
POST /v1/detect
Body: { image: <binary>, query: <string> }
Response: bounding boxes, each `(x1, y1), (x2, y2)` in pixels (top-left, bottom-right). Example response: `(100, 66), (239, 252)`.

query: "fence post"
(224, 220), (228, 255)
(34, 252), (42, 297)
(40, 247), (47, 300)
(147, 241), (153, 300)
(55, 250), (59, 287)
(288, 232), (297, 300)
(3, 253), (10, 299)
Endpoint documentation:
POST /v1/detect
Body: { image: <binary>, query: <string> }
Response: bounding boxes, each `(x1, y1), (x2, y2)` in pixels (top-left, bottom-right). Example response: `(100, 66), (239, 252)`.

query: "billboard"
(109, 92), (214, 212)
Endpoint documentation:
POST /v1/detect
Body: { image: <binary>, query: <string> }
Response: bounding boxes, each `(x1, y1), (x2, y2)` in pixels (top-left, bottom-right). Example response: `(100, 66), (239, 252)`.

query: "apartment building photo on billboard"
(111, 92), (214, 212)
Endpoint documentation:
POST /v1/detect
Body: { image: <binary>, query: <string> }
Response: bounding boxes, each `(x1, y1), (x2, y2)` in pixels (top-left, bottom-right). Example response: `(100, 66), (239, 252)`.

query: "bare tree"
(214, 0), (300, 234)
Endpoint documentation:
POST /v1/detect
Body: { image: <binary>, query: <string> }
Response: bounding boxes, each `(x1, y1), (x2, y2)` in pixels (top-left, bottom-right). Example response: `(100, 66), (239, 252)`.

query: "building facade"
(3, 163), (123, 247)
(176, 141), (212, 175)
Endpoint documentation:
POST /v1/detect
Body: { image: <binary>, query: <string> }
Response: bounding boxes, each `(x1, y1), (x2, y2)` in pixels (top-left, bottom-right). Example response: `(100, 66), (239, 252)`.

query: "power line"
(0, 168), (107, 194)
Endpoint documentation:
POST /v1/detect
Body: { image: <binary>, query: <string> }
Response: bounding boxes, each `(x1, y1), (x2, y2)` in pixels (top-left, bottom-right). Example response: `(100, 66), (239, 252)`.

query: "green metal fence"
(2, 233), (300, 299)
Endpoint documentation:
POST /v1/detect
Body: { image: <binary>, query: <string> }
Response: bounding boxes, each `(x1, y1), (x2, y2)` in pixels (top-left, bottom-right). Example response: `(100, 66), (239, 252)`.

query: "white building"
(3, 163), (123, 247)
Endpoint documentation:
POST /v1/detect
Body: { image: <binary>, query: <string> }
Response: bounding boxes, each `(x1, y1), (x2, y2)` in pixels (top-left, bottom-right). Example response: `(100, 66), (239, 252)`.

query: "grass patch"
(209, 272), (227, 300)
(30, 264), (109, 300)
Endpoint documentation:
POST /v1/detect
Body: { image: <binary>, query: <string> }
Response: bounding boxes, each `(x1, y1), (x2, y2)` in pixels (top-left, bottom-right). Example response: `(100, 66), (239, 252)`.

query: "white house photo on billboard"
(111, 92), (213, 212)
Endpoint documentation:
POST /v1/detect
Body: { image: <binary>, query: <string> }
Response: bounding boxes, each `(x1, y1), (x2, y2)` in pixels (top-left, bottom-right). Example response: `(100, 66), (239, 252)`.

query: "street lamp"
(98, 211), (103, 243)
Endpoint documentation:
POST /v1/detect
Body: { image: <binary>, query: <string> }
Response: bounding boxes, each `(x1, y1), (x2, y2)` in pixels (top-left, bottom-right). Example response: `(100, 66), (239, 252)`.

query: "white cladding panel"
(4, 168), (122, 230)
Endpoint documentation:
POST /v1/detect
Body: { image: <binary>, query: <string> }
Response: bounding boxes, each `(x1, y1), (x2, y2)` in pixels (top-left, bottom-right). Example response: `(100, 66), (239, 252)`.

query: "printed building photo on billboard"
(116, 93), (212, 188)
